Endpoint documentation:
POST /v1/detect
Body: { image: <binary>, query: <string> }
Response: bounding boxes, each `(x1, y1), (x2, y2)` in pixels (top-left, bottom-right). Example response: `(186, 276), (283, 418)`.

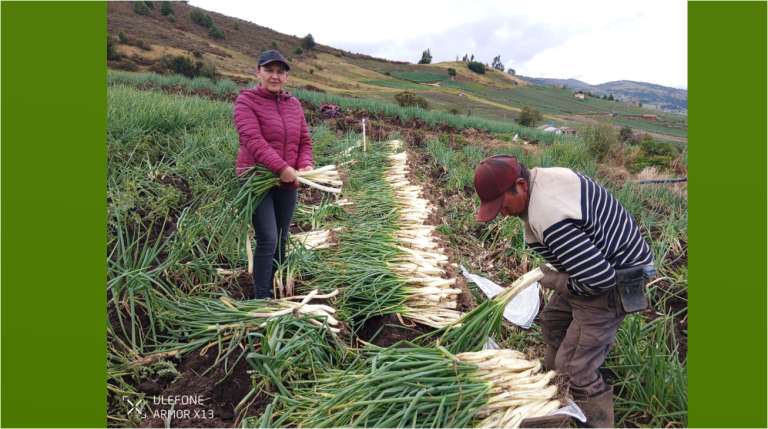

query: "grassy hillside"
(107, 2), (686, 140)
(518, 76), (688, 114)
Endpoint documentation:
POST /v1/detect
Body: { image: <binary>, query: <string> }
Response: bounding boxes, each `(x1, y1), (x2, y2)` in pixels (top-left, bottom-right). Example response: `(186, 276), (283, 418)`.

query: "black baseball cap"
(258, 50), (290, 71)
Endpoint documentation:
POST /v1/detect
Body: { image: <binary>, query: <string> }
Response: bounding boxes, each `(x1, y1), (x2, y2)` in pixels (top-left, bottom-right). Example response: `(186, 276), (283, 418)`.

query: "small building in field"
(537, 124), (562, 134)
(458, 92), (465, 97)
(642, 114), (658, 121)
(553, 84), (565, 89)
(574, 93), (586, 100)
(559, 127), (578, 136)
(629, 101), (637, 107)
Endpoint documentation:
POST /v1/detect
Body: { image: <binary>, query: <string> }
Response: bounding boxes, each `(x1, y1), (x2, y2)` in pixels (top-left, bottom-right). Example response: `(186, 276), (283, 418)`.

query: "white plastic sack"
(553, 398), (587, 423)
(461, 265), (540, 329)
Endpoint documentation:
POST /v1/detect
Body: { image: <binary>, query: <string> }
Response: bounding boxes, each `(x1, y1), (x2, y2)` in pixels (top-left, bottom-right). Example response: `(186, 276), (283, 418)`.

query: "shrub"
(196, 61), (216, 79)
(115, 58), (139, 71)
(618, 125), (634, 143)
(301, 33), (315, 50)
(167, 13), (175, 22)
(261, 46), (267, 53)
(583, 117), (619, 161)
(160, 1), (173, 15)
(418, 49), (432, 64)
(515, 104), (543, 127)
(467, 61), (485, 74)
(233, 21), (240, 31)
(447, 67), (456, 78)
(133, 1), (151, 16)
(394, 90), (429, 109)
(294, 46), (303, 55)
(118, 29), (128, 43)
(144, 1), (154, 8)
(341, 50), (346, 57)
(309, 69), (314, 74)
(107, 34), (120, 61)
(445, 106), (461, 115)
(208, 26), (226, 40)
(271, 41), (277, 49)
(134, 39), (151, 51)
(170, 55), (196, 78)
(190, 9), (213, 27)
(149, 60), (168, 74)
(640, 136), (676, 157)
(193, 50), (202, 58)
(287, 56), (293, 61)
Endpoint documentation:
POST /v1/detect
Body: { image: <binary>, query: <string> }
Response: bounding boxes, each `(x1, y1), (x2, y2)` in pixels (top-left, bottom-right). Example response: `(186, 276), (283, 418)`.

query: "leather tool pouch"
(613, 266), (647, 316)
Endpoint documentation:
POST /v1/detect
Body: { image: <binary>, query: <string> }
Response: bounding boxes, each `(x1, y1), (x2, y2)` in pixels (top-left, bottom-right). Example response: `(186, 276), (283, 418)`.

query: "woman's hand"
(279, 166), (299, 185)
(298, 166), (314, 173)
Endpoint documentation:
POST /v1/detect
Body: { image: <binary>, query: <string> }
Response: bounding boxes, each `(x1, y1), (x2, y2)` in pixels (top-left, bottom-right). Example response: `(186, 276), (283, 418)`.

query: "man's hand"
(539, 265), (570, 295)
(279, 166), (299, 186)
(298, 166), (313, 173)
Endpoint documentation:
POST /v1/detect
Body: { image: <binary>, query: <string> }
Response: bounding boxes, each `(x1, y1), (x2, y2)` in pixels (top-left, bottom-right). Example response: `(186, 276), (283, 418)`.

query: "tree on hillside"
(515, 104), (543, 127)
(295, 46), (304, 55)
(447, 68), (456, 79)
(418, 49), (432, 64)
(507, 68), (515, 76)
(133, 1), (151, 16)
(190, 10), (214, 27)
(271, 41), (278, 49)
(470, 54), (474, 61)
(584, 117), (619, 161)
(608, 94), (614, 101)
(208, 25), (226, 40)
(107, 34), (120, 60)
(462, 54), (469, 61)
(144, 1), (154, 8)
(491, 55), (504, 71)
(301, 33), (316, 51)
(233, 21), (240, 30)
(394, 91), (429, 109)
(170, 55), (196, 78)
(638, 102), (643, 107)
(118, 28), (128, 43)
(160, 1), (173, 16)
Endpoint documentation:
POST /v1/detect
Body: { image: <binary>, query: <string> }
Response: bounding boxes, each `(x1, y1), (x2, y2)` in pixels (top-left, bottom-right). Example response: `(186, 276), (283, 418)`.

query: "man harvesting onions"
(473, 155), (655, 428)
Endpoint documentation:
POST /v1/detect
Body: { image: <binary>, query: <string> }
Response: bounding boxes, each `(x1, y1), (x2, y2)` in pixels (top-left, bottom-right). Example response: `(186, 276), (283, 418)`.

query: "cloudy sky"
(189, 0), (687, 89)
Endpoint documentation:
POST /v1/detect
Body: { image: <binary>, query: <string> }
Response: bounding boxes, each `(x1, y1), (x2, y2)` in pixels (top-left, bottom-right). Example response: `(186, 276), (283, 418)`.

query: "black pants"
(251, 188), (297, 299)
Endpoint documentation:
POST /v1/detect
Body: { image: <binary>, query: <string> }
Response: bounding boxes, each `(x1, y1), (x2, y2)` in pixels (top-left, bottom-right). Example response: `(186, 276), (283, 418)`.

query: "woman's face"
(257, 63), (288, 94)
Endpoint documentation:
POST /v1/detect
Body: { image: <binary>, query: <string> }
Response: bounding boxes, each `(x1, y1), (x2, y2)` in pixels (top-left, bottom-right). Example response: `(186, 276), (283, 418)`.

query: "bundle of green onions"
(290, 227), (342, 250)
(249, 344), (563, 429)
(233, 164), (343, 273)
(151, 290), (341, 372)
(421, 268), (546, 353)
(385, 149), (464, 328)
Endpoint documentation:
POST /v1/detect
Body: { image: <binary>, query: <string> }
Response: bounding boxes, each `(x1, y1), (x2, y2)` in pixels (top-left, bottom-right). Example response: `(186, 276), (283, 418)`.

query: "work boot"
(543, 344), (558, 371)
(574, 386), (614, 428)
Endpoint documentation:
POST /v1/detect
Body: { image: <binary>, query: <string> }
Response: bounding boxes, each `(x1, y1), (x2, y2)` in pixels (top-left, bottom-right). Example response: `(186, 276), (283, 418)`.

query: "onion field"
(107, 73), (687, 428)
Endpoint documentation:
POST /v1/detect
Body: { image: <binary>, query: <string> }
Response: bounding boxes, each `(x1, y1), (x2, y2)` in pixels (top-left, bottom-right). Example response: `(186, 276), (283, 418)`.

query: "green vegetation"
(190, 9), (214, 27)
(208, 25), (225, 40)
(233, 21), (240, 30)
(418, 48), (432, 64)
(294, 46), (303, 55)
(107, 75), (686, 427)
(467, 61), (485, 74)
(160, 1), (173, 16)
(118, 28), (128, 43)
(301, 33), (315, 51)
(133, 1), (150, 16)
(515, 104), (543, 127)
(583, 116), (619, 161)
(394, 90), (429, 109)
(107, 34), (120, 61)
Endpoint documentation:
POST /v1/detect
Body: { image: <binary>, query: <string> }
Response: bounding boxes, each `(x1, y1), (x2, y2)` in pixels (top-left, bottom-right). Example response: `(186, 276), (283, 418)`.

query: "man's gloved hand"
(539, 265), (570, 295)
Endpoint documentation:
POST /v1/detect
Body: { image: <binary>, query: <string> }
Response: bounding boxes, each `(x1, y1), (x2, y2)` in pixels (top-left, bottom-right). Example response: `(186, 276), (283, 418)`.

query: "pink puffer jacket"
(233, 86), (313, 190)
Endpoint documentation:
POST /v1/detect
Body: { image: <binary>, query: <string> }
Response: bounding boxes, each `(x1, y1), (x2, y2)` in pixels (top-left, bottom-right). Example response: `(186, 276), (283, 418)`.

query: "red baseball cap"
(474, 155), (522, 222)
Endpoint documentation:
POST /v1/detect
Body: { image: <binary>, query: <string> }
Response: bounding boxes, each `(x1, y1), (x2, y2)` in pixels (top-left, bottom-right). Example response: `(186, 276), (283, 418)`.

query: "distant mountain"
(517, 76), (687, 114)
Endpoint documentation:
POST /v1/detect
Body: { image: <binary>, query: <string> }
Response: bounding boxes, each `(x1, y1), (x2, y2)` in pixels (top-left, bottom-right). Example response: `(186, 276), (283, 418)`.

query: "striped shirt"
(523, 167), (653, 296)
